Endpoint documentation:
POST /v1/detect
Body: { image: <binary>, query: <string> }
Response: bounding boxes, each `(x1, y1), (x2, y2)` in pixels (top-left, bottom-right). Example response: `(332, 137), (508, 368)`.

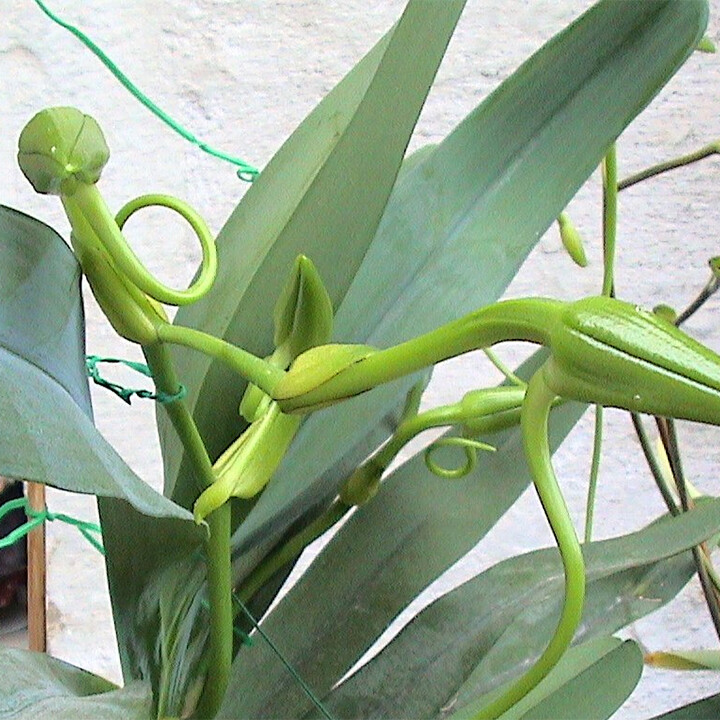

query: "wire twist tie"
(0, 496), (104, 555)
(86, 355), (187, 405)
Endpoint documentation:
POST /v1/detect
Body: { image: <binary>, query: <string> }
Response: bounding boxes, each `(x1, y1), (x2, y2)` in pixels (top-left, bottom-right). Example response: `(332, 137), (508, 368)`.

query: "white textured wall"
(2, 1), (720, 717)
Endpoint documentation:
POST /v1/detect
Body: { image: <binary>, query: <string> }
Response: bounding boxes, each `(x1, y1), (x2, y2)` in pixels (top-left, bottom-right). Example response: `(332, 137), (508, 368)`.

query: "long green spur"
(17, 107), (217, 344)
(275, 295), (720, 424)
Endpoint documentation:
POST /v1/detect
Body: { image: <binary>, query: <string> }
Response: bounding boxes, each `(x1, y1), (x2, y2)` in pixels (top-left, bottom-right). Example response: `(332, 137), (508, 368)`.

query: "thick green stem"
(142, 342), (232, 719)
(143, 343), (216, 498)
(471, 369), (585, 720)
(195, 503), (233, 720)
(602, 144), (617, 297)
(279, 298), (561, 413)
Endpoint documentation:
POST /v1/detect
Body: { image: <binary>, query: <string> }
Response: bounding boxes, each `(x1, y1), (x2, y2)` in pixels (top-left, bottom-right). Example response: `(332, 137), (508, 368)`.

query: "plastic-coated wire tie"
(231, 593), (335, 720)
(86, 355), (187, 405)
(0, 496), (105, 555)
(31, 0), (260, 182)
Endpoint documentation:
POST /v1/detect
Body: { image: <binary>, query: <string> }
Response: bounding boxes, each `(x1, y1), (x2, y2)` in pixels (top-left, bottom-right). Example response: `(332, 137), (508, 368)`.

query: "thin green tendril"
(31, 0), (260, 181)
(112, 193), (218, 305)
(0, 497), (104, 554)
(424, 436), (496, 479)
(86, 354), (187, 404)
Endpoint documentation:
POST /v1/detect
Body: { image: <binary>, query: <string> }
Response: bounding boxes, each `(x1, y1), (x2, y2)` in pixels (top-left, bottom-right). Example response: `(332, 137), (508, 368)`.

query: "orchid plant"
(2, 1), (720, 719)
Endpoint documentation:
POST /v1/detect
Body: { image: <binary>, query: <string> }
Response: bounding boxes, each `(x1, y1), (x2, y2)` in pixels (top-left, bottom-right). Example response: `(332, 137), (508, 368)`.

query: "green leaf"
(0, 205), (194, 522)
(650, 693), (720, 719)
(0, 649), (152, 719)
(493, 637), (642, 720)
(0, 205), (90, 415)
(162, 0), (467, 509)
(307, 500), (720, 720)
(232, 0), (709, 561)
(98, 499), (204, 687)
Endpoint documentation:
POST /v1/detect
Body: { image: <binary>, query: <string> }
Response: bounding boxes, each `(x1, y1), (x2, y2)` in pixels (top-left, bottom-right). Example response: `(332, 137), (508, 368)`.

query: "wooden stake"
(26, 482), (46, 652)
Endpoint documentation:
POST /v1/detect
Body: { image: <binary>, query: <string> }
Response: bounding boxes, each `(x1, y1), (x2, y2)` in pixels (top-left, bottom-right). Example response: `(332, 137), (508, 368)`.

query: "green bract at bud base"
(545, 296), (720, 423)
(18, 107), (109, 196)
(274, 344), (377, 413)
(193, 403), (301, 524)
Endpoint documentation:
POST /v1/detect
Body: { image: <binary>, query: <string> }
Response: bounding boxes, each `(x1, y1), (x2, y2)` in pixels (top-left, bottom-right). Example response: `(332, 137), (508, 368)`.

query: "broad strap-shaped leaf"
(0, 649), (151, 719)
(234, 0), (709, 558)
(306, 502), (720, 720)
(472, 637), (642, 720)
(98, 498), (204, 689)
(0, 205), (90, 415)
(162, 0), (467, 510)
(0, 205), (195, 522)
(650, 693), (720, 719)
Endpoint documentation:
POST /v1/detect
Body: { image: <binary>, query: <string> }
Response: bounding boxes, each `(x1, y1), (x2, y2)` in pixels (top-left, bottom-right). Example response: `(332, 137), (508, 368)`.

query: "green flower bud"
(696, 35), (717, 53)
(557, 212), (588, 268)
(273, 255), (334, 366)
(652, 304), (677, 324)
(240, 255), (333, 422)
(18, 107), (109, 196)
(194, 403), (301, 523)
(544, 296), (720, 423)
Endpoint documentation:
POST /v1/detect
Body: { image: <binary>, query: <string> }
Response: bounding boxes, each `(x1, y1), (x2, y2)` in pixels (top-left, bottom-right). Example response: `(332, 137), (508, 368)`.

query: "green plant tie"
(86, 355), (187, 405)
(0, 496), (104, 555)
(231, 593), (335, 720)
(30, 0), (260, 181)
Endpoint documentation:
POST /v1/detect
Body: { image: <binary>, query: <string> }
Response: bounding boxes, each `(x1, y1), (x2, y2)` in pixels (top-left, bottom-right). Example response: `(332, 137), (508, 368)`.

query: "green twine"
(0, 496), (104, 555)
(232, 593), (335, 720)
(31, 0), (260, 182)
(86, 355), (187, 405)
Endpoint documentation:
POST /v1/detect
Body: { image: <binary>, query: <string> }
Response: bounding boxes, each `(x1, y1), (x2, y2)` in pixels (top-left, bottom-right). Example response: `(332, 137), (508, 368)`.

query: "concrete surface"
(2, 1), (720, 717)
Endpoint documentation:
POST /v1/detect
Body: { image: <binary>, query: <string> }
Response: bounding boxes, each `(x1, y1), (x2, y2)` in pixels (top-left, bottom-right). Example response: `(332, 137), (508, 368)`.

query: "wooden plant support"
(26, 481), (46, 652)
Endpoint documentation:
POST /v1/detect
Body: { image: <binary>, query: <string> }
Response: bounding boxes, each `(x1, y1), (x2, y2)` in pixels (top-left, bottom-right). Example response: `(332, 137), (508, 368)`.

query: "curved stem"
(70, 184), (217, 305)
(472, 368), (585, 720)
(279, 298), (561, 412)
(483, 348), (526, 387)
(157, 322), (285, 395)
(115, 193), (218, 303)
(618, 142), (719, 191)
